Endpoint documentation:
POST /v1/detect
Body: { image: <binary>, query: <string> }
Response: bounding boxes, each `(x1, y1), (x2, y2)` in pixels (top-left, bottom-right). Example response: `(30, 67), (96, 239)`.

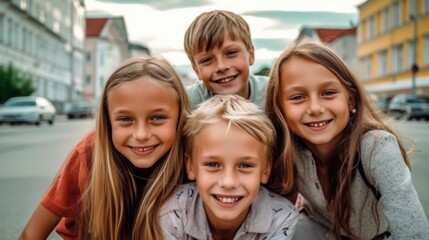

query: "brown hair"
(265, 40), (411, 239)
(184, 10), (253, 67)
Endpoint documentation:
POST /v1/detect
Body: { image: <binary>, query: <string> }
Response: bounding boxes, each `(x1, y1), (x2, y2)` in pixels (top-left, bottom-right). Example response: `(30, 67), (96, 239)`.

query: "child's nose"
(218, 169), (238, 188)
(306, 98), (325, 115)
(133, 122), (151, 141)
(216, 58), (230, 72)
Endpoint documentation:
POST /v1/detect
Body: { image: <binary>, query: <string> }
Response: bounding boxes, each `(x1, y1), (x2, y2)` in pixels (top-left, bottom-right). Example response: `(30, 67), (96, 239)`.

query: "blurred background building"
(0, 0), (86, 113)
(358, 0), (429, 97)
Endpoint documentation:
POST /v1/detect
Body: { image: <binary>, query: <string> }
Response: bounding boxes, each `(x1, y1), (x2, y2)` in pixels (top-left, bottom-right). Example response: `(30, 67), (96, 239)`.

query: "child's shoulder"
(361, 128), (398, 148)
(160, 182), (197, 216)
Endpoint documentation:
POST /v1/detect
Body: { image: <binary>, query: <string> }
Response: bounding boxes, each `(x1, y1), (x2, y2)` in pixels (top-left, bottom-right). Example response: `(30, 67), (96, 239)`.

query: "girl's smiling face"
(279, 57), (355, 158)
(108, 78), (179, 169)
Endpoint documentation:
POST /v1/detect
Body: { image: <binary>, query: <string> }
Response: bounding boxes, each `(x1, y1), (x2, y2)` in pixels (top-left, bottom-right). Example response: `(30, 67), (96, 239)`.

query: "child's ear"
(348, 95), (356, 113)
(185, 153), (196, 180)
(248, 45), (255, 66)
(261, 159), (272, 184)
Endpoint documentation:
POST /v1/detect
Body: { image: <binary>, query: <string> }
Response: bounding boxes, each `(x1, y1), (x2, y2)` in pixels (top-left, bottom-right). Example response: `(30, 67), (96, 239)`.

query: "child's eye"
(238, 163), (254, 168)
(203, 162), (220, 168)
(199, 57), (213, 65)
(117, 116), (132, 122)
(290, 95), (305, 102)
(226, 50), (238, 57)
(323, 90), (337, 97)
(151, 115), (167, 121)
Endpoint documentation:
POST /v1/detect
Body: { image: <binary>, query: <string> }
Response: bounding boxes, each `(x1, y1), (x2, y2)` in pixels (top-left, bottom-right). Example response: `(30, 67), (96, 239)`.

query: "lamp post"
(410, 14), (418, 96)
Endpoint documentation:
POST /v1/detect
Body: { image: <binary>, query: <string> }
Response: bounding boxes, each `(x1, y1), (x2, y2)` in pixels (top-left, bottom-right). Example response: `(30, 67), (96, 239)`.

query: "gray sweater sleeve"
(362, 130), (429, 239)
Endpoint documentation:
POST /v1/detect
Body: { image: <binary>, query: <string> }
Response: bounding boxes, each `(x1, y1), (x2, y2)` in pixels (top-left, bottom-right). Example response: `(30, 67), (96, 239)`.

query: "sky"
(86, 0), (365, 79)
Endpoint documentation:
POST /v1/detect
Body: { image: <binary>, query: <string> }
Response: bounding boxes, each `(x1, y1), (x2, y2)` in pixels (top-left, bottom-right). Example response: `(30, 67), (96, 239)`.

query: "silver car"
(387, 94), (429, 121)
(0, 96), (56, 126)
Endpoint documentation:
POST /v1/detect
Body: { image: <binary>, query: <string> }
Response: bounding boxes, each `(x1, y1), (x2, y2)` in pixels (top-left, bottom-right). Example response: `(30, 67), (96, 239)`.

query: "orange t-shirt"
(41, 130), (95, 239)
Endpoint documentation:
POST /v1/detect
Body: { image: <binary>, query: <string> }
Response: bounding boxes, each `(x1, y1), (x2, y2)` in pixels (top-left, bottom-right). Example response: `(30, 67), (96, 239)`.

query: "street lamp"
(410, 14), (418, 96)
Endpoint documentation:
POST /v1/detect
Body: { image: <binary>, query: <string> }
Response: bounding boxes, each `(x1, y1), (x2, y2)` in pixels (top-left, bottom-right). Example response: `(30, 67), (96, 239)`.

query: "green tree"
(254, 65), (271, 77)
(0, 63), (35, 104)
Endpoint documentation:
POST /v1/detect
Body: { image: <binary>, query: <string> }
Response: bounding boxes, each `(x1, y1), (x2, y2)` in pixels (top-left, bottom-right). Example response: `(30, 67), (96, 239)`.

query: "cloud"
(95, 0), (213, 10)
(244, 11), (358, 29)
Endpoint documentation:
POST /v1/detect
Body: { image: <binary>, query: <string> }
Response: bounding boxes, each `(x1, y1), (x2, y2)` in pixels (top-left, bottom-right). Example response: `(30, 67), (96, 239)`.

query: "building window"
(425, 0), (429, 14)
(361, 56), (371, 80)
(381, 8), (388, 33)
(425, 36), (429, 66)
(409, 0), (417, 18)
(367, 15), (375, 40)
(378, 50), (387, 77)
(393, 44), (403, 73)
(86, 52), (91, 61)
(392, 1), (402, 28)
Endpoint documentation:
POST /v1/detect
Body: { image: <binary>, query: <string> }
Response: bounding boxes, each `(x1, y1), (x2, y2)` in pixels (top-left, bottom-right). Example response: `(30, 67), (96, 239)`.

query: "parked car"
(66, 103), (96, 119)
(0, 96), (56, 125)
(375, 95), (393, 113)
(387, 94), (429, 120)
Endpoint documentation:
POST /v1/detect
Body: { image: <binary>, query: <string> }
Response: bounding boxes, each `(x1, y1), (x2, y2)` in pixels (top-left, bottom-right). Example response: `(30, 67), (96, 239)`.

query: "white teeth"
(217, 196), (239, 203)
(308, 121), (328, 127)
(217, 76), (234, 83)
(134, 146), (153, 152)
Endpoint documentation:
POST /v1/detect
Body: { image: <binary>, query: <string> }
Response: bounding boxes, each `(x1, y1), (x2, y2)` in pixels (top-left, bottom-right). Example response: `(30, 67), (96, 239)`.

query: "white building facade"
(0, 0), (85, 113)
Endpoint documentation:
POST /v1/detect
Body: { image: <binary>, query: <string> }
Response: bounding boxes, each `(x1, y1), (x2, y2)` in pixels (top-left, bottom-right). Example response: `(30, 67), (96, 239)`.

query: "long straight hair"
(265, 40), (411, 239)
(78, 56), (189, 240)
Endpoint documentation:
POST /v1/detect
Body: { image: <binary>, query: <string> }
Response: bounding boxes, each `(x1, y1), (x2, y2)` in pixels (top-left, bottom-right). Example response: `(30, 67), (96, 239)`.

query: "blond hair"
(184, 94), (275, 167)
(265, 40), (411, 239)
(78, 56), (189, 240)
(184, 10), (253, 67)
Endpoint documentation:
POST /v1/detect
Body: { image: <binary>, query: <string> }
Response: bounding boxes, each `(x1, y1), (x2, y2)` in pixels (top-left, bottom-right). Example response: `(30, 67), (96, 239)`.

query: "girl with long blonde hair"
(20, 56), (189, 240)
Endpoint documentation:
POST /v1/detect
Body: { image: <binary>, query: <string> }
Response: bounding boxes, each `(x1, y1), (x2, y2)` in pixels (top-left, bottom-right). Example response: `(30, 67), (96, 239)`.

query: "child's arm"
(366, 130), (429, 238)
(19, 203), (60, 239)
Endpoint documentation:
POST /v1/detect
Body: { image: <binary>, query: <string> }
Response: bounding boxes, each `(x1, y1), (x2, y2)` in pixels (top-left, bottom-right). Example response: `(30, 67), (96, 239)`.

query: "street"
(0, 118), (428, 239)
(0, 118), (95, 239)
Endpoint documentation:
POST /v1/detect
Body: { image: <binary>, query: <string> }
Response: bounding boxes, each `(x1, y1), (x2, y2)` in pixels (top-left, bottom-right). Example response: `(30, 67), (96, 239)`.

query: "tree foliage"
(0, 64), (35, 104)
(254, 65), (271, 77)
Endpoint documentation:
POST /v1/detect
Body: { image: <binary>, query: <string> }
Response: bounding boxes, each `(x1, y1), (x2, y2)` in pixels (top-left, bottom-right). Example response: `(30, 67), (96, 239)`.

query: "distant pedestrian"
(19, 56), (190, 240)
(265, 40), (429, 239)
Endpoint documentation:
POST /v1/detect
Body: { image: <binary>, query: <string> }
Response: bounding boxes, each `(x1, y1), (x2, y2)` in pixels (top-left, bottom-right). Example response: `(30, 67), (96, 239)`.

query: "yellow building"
(357, 0), (429, 97)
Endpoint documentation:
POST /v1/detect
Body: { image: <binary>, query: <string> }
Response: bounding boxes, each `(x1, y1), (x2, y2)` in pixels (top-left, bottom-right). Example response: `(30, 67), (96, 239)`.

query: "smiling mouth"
(214, 195), (242, 204)
(132, 145), (156, 152)
(305, 120), (331, 127)
(214, 75), (236, 84)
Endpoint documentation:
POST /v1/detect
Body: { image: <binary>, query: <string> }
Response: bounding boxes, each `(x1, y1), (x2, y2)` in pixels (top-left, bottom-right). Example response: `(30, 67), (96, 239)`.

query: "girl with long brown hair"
(265, 40), (429, 239)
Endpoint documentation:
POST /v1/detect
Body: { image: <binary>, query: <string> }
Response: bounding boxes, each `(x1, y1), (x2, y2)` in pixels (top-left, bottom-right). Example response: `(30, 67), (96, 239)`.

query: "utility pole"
(410, 14), (418, 96)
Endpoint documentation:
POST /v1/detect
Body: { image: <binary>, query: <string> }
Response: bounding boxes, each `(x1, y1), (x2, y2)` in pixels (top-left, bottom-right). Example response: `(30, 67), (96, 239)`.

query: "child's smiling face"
(186, 119), (270, 230)
(279, 57), (355, 157)
(191, 34), (255, 99)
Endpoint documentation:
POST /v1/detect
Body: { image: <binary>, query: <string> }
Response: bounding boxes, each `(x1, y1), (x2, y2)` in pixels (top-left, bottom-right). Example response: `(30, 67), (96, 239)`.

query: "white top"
(296, 129), (429, 239)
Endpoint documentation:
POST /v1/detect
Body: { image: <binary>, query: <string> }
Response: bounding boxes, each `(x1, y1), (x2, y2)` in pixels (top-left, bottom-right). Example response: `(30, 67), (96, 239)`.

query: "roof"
(315, 27), (357, 43)
(86, 18), (108, 37)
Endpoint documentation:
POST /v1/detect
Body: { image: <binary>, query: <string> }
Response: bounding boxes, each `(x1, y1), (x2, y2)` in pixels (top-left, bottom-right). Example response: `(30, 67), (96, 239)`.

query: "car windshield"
(406, 97), (429, 104)
(4, 100), (36, 107)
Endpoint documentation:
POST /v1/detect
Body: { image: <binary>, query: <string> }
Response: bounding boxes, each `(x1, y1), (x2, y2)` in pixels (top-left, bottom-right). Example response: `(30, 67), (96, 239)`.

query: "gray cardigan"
(296, 130), (429, 239)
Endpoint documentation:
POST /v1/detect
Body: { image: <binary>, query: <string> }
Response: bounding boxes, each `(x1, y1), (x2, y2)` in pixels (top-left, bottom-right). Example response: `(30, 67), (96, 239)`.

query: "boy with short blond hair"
(160, 94), (298, 239)
(184, 10), (268, 110)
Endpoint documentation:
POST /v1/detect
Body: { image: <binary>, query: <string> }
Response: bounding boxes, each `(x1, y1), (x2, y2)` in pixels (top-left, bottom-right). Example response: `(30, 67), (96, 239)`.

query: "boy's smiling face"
(186, 120), (271, 230)
(191, 34), (255, 99)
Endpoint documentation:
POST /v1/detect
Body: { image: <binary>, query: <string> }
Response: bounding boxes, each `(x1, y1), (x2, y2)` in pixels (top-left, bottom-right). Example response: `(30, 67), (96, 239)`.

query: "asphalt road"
(0, 117), (428, 239)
